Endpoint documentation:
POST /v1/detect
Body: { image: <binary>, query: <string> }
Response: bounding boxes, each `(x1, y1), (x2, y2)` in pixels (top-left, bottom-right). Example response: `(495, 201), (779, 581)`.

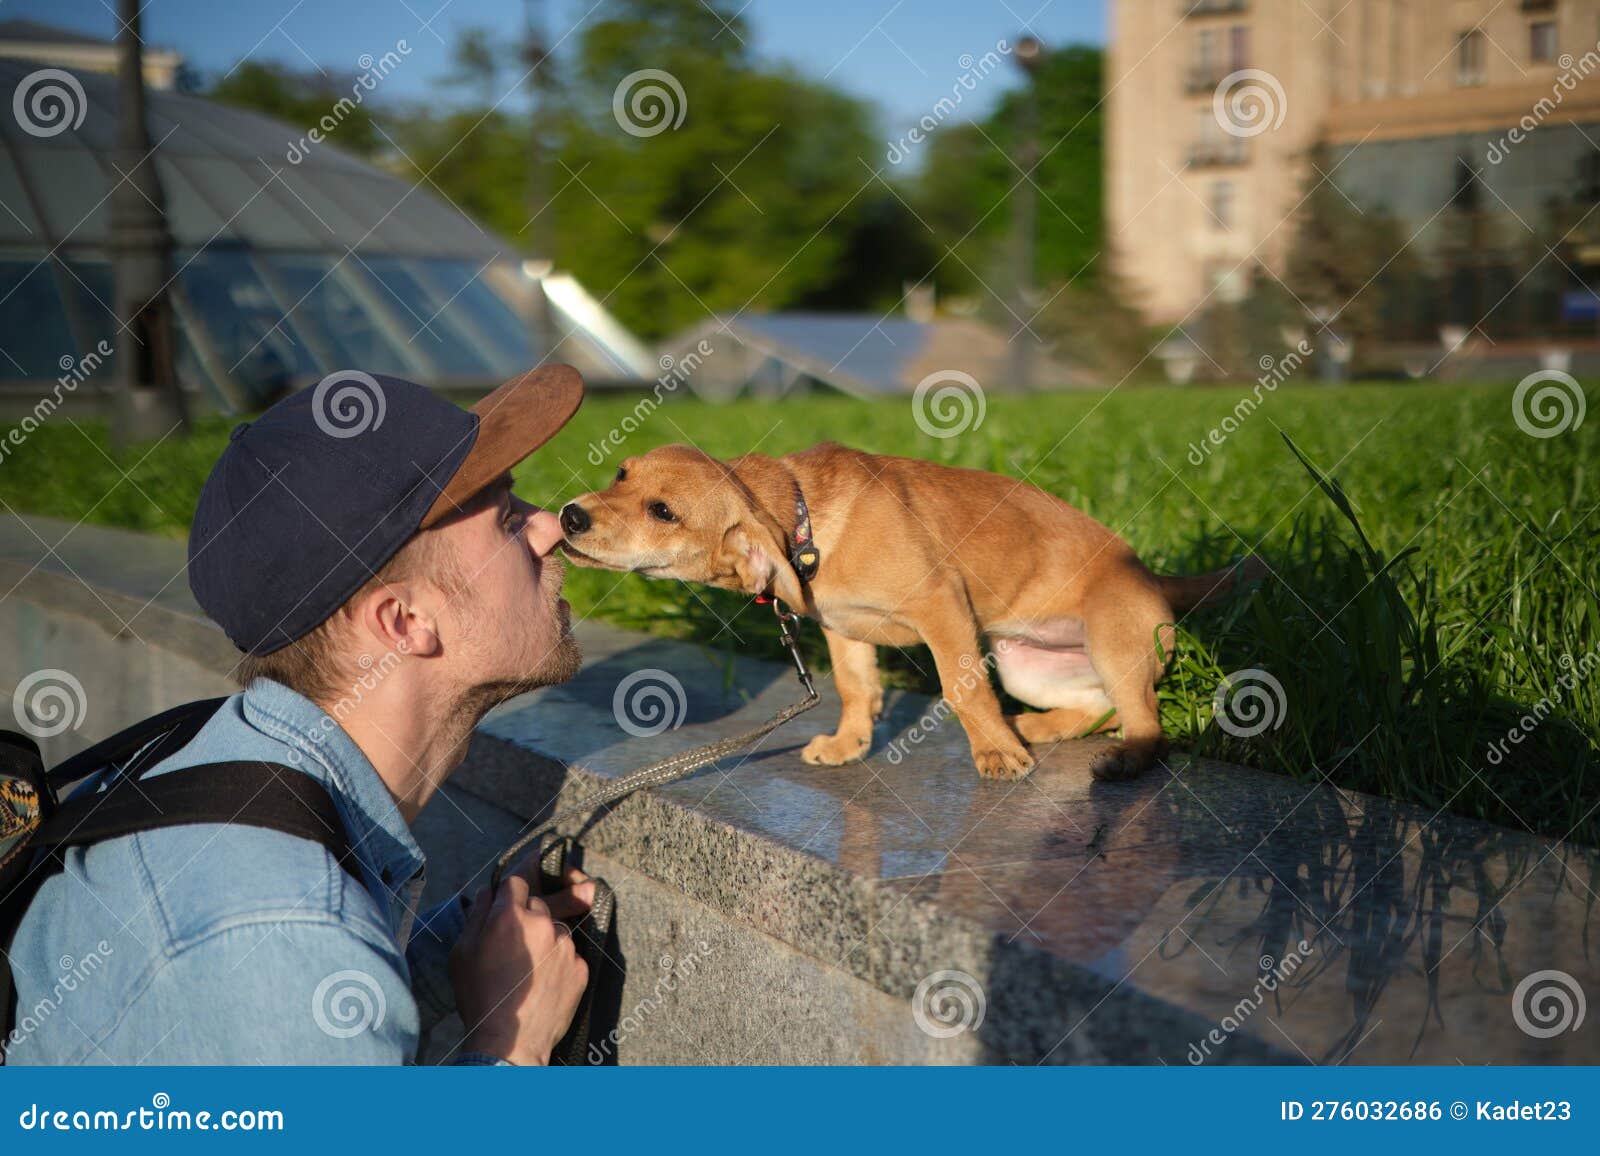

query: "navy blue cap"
(188, 366), (582, 655)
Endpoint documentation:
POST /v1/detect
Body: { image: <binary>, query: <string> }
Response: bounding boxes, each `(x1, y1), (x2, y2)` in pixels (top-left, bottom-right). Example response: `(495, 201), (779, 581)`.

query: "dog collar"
(789, 487), (820, 582)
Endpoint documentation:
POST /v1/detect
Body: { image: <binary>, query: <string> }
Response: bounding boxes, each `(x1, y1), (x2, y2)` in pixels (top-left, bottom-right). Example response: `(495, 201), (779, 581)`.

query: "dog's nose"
(560, 503), (591, 536)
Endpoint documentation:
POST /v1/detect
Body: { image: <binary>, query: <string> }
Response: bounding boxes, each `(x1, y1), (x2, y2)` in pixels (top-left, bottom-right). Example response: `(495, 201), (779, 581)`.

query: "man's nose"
(521, 504), (563, 555)
(560, 503), (591, 536)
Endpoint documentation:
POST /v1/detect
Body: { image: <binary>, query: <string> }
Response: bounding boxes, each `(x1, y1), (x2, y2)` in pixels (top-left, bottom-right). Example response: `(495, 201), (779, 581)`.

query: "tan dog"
(559, 443), (1263, 781)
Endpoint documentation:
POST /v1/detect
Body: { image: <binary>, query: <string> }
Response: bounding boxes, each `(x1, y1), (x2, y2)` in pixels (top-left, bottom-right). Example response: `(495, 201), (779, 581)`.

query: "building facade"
(1108, 0), (1600, 352)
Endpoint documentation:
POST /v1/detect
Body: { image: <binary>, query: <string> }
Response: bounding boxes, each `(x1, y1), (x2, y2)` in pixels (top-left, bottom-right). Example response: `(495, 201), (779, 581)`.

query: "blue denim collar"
(239, 677), (425, 901)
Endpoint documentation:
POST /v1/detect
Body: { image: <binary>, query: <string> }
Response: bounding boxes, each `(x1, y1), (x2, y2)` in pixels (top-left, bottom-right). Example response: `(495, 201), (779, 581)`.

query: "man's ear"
(721, 518), (805, 608)
(350, 580), (442, 659)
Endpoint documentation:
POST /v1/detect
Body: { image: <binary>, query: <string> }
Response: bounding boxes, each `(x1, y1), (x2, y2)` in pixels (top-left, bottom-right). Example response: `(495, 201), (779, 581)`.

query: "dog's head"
(559, 445), (805, 606)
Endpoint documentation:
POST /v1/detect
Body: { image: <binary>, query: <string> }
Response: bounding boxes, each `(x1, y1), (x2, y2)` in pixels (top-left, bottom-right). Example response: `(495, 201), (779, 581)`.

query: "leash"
(490, 598), (819, 889)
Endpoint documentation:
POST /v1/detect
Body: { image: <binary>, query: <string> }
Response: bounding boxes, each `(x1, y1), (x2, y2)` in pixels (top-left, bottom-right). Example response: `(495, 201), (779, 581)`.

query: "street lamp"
(1009, 35), (1045, 389)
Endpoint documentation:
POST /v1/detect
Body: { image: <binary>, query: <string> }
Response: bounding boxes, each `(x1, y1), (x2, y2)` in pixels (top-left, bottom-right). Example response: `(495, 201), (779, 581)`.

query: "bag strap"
(28, 761), (355, 864)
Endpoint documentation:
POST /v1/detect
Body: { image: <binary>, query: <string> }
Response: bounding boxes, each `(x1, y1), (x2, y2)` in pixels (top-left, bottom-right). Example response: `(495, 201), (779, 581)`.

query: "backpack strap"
(29, 761), (355, 864)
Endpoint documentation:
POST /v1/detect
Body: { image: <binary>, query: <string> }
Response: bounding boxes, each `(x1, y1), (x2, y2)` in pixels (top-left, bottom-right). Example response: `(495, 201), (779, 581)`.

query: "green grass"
(4, 380), (1596, 845)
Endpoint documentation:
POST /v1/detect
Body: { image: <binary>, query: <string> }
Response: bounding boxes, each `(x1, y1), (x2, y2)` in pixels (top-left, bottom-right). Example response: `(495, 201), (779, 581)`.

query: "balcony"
(1519, 0), (1556, 12)
(1186, 138), (1249, 167)
(1180, 0), (1249, 15)
(1185, 63), (1241, 93)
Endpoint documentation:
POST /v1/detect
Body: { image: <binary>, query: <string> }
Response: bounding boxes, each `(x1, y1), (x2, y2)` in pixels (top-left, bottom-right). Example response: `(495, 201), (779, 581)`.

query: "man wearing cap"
(9, 367), (591, 1065)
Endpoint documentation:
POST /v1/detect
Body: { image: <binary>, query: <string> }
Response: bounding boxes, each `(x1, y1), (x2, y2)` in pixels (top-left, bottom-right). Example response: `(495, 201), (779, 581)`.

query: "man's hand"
(450, 875), (591, 1065)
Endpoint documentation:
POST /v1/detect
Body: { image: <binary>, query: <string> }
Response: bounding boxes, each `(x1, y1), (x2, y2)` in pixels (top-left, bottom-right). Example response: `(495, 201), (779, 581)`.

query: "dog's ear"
(720, 518), (805, 608)
(715, 453), (806, 607)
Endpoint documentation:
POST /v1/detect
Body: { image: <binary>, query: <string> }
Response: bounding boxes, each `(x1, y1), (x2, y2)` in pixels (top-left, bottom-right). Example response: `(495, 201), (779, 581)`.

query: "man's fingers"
(493, 874), (531, 913)
(542, 881), (596, 922)
(554, 866), (591, 890)
(462, 886), (492, 936)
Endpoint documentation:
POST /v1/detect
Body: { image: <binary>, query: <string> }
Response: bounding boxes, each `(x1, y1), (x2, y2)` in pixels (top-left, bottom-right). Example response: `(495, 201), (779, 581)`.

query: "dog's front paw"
(802, 732), (871, 766)
(973, 743), (1035, 780)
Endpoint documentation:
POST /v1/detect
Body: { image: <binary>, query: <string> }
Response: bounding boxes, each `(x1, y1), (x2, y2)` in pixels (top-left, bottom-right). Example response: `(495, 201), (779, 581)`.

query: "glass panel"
(0, 150), (42, 246)
(261, 253), (426, 377)
(19, 150), (109, 246)
(57, 258), (119, 377)
(0, 258), (78, 380)
(178, 248), (317, 405)
(351, 256), (496, 377)
(416, 259), (538, 371)
(60, 259), (223, 406)
(173, 158), (320, 250)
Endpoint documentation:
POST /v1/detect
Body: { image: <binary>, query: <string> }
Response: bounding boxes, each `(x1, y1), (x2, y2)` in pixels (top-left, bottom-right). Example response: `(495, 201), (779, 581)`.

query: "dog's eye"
(614, 467), (627, 483)
(648, 501), (677, 524)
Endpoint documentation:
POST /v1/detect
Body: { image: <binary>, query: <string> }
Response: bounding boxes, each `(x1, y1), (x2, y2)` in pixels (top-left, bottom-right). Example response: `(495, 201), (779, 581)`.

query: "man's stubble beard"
(453, 566), (582, 726)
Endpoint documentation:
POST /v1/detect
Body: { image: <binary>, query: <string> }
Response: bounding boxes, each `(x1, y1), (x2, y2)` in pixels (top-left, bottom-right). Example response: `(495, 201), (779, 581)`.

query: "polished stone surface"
(473, 614), (1600, 1065)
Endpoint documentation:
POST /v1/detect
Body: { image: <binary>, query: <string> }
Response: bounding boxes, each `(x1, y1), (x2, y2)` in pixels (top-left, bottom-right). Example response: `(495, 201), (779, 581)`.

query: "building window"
(1456, 30), (1486, 86)
(1209, 181), (1236, 230)
(1530, 21), (1557, 63)
(1189, 23), (1249, 89)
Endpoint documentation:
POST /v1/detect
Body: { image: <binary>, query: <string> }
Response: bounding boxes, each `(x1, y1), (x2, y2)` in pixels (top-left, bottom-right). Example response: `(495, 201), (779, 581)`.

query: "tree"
(910, 45), (1105, 306)
(210, 62), (383, 159)
(1282, 144), (1418, 357)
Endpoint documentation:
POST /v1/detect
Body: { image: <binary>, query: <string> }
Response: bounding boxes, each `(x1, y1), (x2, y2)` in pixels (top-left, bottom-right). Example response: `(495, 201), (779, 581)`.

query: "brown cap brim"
(420, 364), (584, 529)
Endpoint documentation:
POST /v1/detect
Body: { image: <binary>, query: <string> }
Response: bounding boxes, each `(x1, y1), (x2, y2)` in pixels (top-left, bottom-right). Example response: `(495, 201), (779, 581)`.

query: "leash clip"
(770, 598), (815, 698)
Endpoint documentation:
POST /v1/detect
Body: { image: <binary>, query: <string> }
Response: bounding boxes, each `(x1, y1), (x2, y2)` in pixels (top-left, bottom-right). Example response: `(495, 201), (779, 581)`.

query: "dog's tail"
(1156, 555), (1268, 613)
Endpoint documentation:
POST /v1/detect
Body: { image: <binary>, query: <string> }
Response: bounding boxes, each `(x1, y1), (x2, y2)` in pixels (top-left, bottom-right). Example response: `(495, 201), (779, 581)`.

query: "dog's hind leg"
(1012, 700), (1119, 744)
(994, 640), (1119, 745)
(801, 628), (884, 766)
(1081, 590), (1176, 781)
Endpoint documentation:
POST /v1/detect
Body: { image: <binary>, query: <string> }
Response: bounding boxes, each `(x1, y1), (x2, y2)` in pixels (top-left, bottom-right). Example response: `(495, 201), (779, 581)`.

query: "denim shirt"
(7, 679), (485, 1065)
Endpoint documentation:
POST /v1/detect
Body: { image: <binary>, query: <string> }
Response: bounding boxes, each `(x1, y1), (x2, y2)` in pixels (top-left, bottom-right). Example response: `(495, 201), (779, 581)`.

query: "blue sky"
(15, 0), (1105, 133)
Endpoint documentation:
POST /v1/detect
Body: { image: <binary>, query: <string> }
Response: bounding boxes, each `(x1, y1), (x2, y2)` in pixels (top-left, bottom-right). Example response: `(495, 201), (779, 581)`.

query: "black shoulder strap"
(29, 761), (355, 865)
